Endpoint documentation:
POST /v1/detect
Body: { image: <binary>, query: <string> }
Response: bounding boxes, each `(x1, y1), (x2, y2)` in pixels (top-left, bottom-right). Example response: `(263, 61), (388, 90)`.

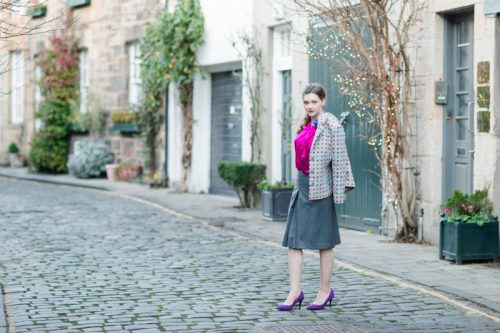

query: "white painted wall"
(197, 0), (252, 67)
(189, 73), (211, 193)
(169, 0), (253, 192)
(414, 0), (500, 242)
(271, 24), (293, 183)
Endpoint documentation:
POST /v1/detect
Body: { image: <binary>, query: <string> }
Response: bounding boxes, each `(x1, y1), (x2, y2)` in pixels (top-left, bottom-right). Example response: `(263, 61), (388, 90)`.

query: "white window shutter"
(11, 51), (24, 125)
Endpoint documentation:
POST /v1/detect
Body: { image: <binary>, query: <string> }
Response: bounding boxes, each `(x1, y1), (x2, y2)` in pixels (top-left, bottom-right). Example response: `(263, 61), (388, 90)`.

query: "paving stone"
(0, 179), (499, 332)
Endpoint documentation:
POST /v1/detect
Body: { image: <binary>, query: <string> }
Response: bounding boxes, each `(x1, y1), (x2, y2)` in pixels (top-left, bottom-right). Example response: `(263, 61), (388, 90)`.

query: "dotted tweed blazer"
(295, 112), (355, 204)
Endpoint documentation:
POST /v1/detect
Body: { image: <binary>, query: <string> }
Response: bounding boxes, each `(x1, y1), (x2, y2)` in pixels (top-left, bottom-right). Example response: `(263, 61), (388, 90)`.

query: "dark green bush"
(8, 143), (19, 154)
(29, 100), (71, 173)
(217, 161), (266, 208)
(29, 29), (79, 174)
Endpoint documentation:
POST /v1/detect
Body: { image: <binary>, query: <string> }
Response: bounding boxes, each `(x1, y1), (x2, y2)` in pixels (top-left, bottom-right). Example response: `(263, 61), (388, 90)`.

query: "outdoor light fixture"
(484, 0), (500, 17)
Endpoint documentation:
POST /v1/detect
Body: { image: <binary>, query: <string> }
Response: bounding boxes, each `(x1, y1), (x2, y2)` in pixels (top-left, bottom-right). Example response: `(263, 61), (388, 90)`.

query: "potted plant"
(440, 189), (500, 264)
(217, 161), (266, 208)
(111, 111), (139, 134)
(8, 143), (20, 167)
(114, 162), (142, 182)
(257, 179), (294, 221)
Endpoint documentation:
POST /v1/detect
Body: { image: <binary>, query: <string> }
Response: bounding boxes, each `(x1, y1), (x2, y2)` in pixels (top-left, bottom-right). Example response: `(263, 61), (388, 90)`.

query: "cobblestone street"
(0, 178), (499, 332)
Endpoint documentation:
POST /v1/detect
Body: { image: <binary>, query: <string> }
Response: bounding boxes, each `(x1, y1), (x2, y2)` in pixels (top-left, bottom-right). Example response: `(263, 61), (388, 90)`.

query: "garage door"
(209, 71), (243, 195)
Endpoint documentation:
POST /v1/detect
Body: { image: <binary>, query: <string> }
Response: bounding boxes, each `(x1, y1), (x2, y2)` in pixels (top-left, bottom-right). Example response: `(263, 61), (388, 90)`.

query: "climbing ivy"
(29, 14), (79, 173)
(139, 0), (204, 182)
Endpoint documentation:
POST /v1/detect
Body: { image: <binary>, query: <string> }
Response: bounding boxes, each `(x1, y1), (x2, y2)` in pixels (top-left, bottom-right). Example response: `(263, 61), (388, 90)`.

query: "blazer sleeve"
(331, 124), (355, 203)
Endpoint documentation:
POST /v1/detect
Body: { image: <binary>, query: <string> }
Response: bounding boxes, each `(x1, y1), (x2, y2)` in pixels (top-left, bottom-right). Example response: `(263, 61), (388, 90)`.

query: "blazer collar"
(315, 112), (328, 128)
(310, 113), (327, 149)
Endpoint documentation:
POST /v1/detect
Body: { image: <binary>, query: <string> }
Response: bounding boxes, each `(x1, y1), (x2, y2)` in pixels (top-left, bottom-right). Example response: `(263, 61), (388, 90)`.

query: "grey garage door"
(209, 71), (243, 195)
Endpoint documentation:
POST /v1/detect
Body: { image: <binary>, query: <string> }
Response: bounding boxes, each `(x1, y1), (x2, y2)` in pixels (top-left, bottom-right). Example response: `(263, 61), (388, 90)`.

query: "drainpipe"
(164, 85), (170, 187)
(163, 0), (170, 188)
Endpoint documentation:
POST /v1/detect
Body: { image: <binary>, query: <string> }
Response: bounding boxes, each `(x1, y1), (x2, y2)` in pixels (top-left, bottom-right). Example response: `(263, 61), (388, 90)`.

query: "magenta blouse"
(294, 120), (318, 174)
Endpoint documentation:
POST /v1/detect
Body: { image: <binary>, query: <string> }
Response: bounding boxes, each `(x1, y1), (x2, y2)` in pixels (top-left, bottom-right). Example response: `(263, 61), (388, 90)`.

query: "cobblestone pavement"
(0, 178), (499, 333)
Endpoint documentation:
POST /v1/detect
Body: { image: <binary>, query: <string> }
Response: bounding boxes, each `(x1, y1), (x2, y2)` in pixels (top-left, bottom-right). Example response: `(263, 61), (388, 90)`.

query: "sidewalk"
(1, 167), (499, 317)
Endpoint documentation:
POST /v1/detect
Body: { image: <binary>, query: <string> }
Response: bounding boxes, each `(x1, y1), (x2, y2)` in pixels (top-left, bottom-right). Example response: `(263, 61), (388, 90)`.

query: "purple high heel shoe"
(276, 291), (304, 311)
(306, 288), (334, 310)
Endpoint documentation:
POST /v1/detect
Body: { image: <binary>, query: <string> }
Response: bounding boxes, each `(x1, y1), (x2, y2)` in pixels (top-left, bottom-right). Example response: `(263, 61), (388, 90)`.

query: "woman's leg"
(312, 248), (335, 304)
(283, 248), (303, 304)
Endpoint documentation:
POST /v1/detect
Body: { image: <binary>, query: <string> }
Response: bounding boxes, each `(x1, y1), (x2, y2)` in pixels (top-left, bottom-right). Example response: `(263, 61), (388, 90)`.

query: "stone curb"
(0, 284), (7, 333)
(0, 172), (111, 192)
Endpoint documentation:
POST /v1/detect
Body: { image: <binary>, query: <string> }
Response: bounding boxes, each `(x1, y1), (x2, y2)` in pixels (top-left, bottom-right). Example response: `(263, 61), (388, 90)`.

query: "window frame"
(127, 41), (142, 107)
(78, 49), (89, 113)
(10, 51), (24, 125)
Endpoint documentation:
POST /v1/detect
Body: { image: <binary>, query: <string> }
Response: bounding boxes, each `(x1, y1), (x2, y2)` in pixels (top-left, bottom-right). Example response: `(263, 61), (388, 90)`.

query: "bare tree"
(232, 31), (265, 163)
(290, 0), (425, 241)
(0, 0), (63, 79)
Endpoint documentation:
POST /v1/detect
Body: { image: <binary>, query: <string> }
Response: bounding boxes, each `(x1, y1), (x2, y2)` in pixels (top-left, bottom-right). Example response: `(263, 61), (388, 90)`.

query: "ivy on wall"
(139, 0), (204, 183)
(29, 14), (79, 173)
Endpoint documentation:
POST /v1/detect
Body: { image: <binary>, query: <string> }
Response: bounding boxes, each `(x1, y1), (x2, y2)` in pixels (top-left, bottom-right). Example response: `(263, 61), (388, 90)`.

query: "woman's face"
(303, 93), (325, 120)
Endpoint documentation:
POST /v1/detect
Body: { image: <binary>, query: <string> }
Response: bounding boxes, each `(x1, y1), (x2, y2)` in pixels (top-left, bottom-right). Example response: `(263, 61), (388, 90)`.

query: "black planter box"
(439, 217), (500, 264)
(111, 123), (139, 134)
(27, 6), (47, 18)
(261, 189), (293, 221)
(67, 0), (91, 8)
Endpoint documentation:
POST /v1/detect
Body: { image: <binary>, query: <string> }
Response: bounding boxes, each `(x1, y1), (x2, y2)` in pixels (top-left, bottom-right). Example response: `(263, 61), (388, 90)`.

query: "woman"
(277, 83), (355, 311)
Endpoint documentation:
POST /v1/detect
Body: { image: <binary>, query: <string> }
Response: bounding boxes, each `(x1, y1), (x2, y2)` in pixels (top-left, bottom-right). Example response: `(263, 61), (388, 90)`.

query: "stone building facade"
(0, 0), (156, 167)
(1, 0), (499, 244)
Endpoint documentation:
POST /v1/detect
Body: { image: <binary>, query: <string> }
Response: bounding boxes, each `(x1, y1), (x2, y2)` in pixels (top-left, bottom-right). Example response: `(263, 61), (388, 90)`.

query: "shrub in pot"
(217, 161), (266, 208)
(7, 143), (26, 167)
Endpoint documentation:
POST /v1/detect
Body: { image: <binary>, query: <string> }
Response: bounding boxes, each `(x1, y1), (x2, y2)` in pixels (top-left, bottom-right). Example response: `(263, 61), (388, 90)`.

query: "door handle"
(467, 102), (474, 133)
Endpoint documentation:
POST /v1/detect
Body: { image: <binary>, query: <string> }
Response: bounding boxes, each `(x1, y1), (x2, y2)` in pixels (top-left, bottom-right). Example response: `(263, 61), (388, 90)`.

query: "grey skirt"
(282, 172), (341, 250)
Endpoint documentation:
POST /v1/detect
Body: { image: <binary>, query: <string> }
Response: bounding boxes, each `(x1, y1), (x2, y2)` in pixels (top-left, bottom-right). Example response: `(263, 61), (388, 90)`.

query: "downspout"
(163, 0), (170, 187)
(164, 85), (169, 187)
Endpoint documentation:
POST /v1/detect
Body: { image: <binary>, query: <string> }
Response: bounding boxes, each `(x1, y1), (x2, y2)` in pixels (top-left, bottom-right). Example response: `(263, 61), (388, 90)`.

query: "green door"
(443, 12), (474, 200)
(309, 59), (382, 233)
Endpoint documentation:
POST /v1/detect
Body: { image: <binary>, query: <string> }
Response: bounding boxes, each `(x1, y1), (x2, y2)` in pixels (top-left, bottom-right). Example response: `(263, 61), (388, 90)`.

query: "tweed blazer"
(294, 112), (355, 204)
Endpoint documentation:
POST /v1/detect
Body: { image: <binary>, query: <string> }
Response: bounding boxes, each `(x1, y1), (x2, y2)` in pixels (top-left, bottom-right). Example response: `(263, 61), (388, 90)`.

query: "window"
(34, 56), (43, 130)
(128, 42), (142, 107)
(280, 29), (291, 58)
(11, 0), (25, 15)
(79, 49), (89, 113)
(11, 51), (24, 125)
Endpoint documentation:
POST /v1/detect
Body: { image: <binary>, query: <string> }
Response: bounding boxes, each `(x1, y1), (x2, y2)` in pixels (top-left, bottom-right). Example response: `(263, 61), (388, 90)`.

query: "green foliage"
(30, 101), (73, 173)
(257, 179), (294, 191)
(29, 22), (79, 174)
(111, 111), (136, 124)
(443, 189), (494, 226)
(68, 96), (108, 137)
(8, 143), (19, 154)
(138, 0), (204, 176)
(217, 161), (266, 208)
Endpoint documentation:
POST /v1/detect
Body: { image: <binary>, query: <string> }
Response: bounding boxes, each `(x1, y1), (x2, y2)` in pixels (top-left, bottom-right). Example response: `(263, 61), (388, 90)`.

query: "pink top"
(294, 120), (318, 174)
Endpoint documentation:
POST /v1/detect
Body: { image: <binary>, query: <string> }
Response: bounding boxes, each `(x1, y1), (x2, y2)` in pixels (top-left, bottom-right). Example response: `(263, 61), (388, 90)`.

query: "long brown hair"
(297, 83), (326, 134)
